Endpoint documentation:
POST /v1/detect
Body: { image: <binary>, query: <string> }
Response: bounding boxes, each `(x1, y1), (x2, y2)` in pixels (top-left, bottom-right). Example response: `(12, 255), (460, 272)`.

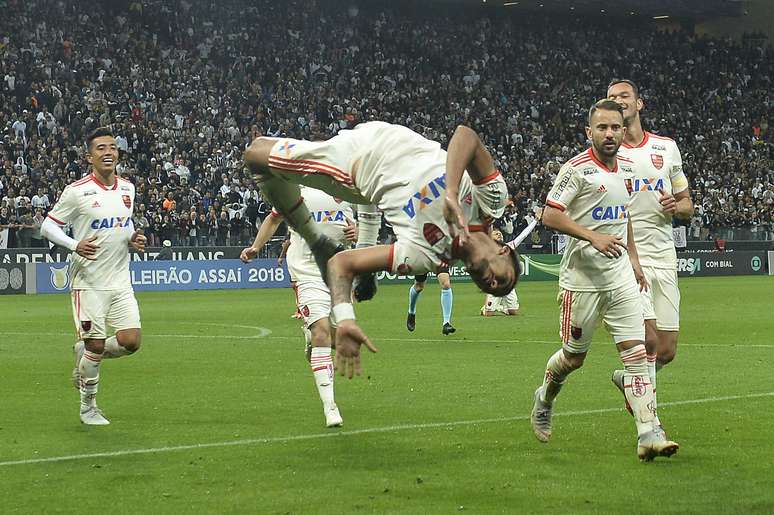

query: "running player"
(240, 186), (357, 427)
(406, 269), (455, 335)
(244, 122), (517, 379)
(607, 79), (694, 426)
(480, 230), (519, 316)
(529, 100), (678, 461)
(40, 127), (146, 426)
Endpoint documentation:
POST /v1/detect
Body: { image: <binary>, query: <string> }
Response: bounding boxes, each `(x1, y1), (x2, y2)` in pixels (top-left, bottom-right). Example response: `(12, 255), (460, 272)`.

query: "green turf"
(1, 276), (773, 513)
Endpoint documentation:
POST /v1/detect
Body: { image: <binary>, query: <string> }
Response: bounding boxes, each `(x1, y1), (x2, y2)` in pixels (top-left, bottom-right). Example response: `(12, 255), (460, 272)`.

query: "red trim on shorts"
(268, 160), (353, 186)
(472, 170), (501, 185)
(312, 366), (329, 372)
(386, 244), (395, 272)
(545, 200), (565, 212)
(47, 214), (66, 225)
(268, 156), (352, 184)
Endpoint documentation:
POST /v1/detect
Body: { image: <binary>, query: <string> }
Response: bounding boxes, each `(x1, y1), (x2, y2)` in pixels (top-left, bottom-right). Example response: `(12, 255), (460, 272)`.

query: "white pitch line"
(1, 391), (772, 468)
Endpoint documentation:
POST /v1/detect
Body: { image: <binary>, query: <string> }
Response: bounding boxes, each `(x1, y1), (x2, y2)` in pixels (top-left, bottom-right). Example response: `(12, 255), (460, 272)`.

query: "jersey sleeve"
(669, 143), (689, 194)
(546, 163), (581, 211)
(387, 241), (436, 276)
(46, 186), (78, 225)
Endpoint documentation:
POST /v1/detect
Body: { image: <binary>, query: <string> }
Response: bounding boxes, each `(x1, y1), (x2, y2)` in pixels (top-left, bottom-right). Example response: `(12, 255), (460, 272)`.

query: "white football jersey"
(546, 148), (636, 292)
(272, 186), (355, 283)
(618, 132), (688, 270)
(47, 174), (135, 290)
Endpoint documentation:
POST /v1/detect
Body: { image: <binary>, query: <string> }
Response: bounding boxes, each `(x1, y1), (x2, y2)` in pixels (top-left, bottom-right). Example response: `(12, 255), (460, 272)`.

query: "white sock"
(102, 336), (131, 359)
(647, 353), (661, 427)
(620, 345), (657, 436)
(310, 347), (335, 410)
(79, 350), (102, 410)
(540, 349), (574, 405)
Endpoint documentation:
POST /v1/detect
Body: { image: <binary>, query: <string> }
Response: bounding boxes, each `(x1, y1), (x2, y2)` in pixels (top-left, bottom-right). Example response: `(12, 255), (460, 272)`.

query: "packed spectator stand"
(1, 0), (772, 251)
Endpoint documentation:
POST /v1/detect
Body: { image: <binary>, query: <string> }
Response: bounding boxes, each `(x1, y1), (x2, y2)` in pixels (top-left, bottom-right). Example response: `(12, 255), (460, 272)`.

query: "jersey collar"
(91, 173), (118, 190)
(587, 148), (618, 173)
(622, 131), (649, 149)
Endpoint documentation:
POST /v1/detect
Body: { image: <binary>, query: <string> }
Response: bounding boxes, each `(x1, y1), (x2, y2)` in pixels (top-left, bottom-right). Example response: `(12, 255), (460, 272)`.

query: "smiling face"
(86, 135), (119, 175)
(607, 81), (643, 126)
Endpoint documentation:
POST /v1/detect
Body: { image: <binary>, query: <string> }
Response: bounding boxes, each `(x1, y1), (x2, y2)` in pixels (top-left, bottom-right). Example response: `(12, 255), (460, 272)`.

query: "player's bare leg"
(79, 338), (109, 425)
(531, 349), (585, 442)
(655, 329), (678, 369)
(244, 137), (341, 281)
(617, 340), (678, 461)
(308, 319), (342, 427)
(406, 277), (425, 332)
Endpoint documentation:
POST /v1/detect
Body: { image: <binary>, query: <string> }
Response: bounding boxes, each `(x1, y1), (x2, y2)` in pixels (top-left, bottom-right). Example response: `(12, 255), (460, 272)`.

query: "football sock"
(408, 285), (421, 315)
(646, 353), (661, 427)
(258, 177), (322, 246)
(483, 294), (495, 313)
(355, 204), (381, 248)
(310, 347), (335, 409)
(102, 336), (131, 359)
(79, 350), (102, 410)
(440, 288), (453, 324)
(540, 349), (574, 405)
(620, 344), (657, 436)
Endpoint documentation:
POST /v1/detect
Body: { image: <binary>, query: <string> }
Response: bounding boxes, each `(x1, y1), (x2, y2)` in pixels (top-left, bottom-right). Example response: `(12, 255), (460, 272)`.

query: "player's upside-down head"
(463, 232), (520, 296)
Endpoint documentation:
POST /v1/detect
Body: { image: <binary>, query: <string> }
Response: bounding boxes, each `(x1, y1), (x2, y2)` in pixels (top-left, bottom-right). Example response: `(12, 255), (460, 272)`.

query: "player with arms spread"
(241, 186), (357, 427)
(607, 79), (694, 429)
(244, 122), (518, 379)
(41, 127), (146, 425)
(530, 100), (678, 461)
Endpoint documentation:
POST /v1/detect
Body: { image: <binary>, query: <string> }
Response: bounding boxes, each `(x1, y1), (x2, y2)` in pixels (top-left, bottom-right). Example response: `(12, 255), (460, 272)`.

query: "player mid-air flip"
(244, 122), (520, 378)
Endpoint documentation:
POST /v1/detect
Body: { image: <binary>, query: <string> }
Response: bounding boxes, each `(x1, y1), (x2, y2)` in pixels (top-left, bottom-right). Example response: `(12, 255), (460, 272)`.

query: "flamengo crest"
(650, 154), (664, 169)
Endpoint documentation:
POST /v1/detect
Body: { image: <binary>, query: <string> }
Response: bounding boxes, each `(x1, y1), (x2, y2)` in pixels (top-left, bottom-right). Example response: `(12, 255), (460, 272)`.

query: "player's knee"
(413, 283), (425, 293)
(562, 350), (586, 370)
(116, 331), (141, 353)
(309, 320), (331, 347)
(657, 345), (676, 366)
(84, 339), (106, 354)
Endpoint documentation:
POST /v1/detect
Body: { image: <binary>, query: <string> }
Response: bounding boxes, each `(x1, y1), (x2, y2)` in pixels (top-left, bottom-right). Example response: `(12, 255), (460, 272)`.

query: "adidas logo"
(597, 185), (607, 193)
(92, 201), (101, 208)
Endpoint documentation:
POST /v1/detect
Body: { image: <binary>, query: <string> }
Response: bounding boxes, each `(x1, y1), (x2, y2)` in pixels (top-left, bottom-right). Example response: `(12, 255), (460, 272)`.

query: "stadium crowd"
(1, 0), (772, 249)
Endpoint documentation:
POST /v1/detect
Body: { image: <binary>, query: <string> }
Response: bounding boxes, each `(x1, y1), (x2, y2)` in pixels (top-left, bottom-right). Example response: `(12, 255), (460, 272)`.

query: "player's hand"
(658, 188), (677, 215)
(589, 233), (627, 259)
(343, 217), (358, 243)
(443, 193), (469, 245)
(334, 320), (378, 379)
(75, 236), (99, 260)
(130, 231), (147, 253)
(276, 256), (284, 266)
(240, 246), (258, 263)
(631, 259), (649, 292)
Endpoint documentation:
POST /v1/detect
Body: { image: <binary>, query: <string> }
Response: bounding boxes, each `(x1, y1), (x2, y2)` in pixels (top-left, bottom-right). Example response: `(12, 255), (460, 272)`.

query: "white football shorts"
(639, 266), (680, 331)
(71, 288), (141, 340)
(558, 282), (645, 354)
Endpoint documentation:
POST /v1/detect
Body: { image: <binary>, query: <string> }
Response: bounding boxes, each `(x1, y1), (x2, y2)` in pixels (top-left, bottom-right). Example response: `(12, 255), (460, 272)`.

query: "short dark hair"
(587, 99), (624, 126)
(86, 127), (115, 151)
(607, 78), (640, 99)
(499, 243), (521, 294)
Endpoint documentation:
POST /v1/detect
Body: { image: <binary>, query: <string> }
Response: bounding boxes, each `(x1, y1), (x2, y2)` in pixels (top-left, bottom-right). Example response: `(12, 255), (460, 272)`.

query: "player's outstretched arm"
(543, 206), (627, 259)
(240, 213), (283, 262)
(443, 125), (495, 241)
(327, 246), (389, 378)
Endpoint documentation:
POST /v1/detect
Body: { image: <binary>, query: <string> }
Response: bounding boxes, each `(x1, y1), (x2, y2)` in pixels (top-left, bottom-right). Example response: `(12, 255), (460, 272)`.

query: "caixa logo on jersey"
(402, 174), (446, 218)
(90, 216), (133, 230)
(591, 205), (627, 221)
(312, 210), (346, 223)
(632, 178), (665, 192)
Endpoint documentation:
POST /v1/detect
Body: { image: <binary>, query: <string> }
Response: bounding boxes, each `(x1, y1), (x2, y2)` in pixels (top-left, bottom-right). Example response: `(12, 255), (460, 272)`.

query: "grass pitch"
(1, 276), (773, 513)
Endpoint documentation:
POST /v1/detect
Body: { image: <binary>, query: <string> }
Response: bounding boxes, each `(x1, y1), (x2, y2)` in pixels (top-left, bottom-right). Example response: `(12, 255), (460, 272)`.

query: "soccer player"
(480, 230), (519, 316)
(406, 269), (455, 335)
(530, 100), (678, 460)
(243, 122), (518, 378)
(607, 79), (694, 427)
(240, 186), (357, 427)
(40, 127), (146, 426)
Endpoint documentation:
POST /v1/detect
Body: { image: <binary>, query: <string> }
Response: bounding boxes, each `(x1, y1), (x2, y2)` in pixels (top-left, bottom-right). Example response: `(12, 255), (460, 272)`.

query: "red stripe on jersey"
(312, 366), (329, 372)
(472, 170), (501, 185)
(622, 132), (650, 149)
(570, 158), (592, 168)
(617, 156), (633, 163)
(47, 214), (66, 225)
(545, 200), (565, 212)
(90, 174), (118, 190)
(587, 149), (617, 173)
